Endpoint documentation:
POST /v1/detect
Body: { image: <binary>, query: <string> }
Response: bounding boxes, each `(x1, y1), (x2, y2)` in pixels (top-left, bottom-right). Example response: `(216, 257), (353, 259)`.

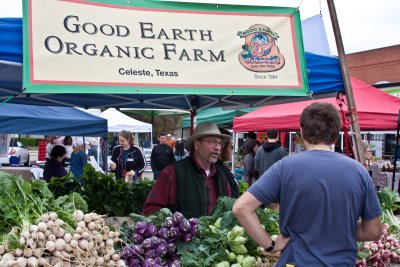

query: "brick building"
(346, 45), (400, 98)
(346, 44), (400, 84)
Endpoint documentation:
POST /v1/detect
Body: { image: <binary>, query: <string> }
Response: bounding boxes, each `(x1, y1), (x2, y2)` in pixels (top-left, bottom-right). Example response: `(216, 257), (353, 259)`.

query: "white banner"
(24, 0), (308, 94)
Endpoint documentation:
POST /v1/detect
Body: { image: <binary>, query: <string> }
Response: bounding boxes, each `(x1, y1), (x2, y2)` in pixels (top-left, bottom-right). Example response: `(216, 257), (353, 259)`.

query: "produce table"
(0, 166), (43, 181)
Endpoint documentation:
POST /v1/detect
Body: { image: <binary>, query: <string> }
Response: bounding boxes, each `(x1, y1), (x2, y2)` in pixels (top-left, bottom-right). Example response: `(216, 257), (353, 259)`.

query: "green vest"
(169, 158), (228, 218)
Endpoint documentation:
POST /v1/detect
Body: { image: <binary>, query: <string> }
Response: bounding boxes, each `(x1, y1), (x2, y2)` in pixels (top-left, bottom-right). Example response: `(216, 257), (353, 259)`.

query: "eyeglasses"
(200, 139), (223, 147)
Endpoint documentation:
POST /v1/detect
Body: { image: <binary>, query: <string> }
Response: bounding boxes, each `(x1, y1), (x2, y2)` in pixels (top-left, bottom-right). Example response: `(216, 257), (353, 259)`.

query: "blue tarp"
(0, 103), (107, 136)
(0, 17), (343, 109)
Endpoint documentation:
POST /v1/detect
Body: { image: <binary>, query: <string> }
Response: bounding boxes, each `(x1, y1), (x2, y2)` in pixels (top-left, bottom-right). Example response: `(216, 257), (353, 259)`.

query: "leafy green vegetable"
(48, 173), (82, 198)
(82, 164), (155, 216)
(238, 181), (249, 195)
(0, 172), (51, 234)
(377, 188), (400, 233)
(0, 171), (88, 237)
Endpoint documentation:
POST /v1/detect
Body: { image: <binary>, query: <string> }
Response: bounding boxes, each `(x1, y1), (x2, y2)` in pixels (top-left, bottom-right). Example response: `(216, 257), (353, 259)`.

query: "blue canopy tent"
(0, 103), (107, 137)
(0, 17), (344, 110)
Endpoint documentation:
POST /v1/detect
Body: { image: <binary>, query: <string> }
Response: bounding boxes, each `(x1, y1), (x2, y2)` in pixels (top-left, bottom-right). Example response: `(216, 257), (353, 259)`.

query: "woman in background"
(362, 141), (373, 169)
(62, 136), (73, 160)
(43, 145), (67, 182)
(45, 136), (59, 160)
(217, 128), (239, 198)
(242, 139), (259, 185)
(70, 140), (87, 181)
(110, 130), (146, 180)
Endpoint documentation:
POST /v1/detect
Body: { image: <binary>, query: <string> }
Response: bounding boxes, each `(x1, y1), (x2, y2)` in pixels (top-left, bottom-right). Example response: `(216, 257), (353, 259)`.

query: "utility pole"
(326, 0), (364, 163)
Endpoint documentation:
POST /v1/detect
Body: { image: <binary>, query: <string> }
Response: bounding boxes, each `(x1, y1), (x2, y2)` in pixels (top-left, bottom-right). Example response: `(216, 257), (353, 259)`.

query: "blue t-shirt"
(70, 150), (87, 179)
(248, 150), (381, 267)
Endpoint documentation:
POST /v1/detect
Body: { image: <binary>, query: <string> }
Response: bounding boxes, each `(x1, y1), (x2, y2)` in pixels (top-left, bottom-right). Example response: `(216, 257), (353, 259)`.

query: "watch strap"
(265, 240), (275, 252)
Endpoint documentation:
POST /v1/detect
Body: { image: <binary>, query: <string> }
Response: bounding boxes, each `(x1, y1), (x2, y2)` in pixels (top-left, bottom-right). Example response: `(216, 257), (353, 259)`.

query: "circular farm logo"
(237, 24), (285, 72)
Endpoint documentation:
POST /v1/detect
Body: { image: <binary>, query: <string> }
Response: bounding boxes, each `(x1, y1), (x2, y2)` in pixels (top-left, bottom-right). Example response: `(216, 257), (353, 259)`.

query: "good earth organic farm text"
(43, 16), (226, 63)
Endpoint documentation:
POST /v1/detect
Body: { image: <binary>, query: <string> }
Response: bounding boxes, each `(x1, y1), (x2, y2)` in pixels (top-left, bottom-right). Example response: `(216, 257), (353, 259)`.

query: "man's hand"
(258, 234), (290, 255)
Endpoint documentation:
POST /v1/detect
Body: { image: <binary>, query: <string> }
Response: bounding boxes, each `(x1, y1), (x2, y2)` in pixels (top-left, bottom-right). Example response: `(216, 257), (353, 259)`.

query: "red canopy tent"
(233, 77), (400, 132)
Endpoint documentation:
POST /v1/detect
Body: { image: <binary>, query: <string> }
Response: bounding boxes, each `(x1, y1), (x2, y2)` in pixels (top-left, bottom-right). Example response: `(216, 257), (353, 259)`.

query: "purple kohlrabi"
(188, 218), (199, 226)
(142, 237), (153, 249)
(168, 227), (179, 241)
(156, 243), (168, 257)
(158, 227), (171, 240)
(190, 224), (199, 237)
(145, 249), (156, 258)
(182, 233), (193, 243)
(170, 260), (182, 267)
(128, 257), (141, 267)
(145, 224), (158, 238)
(179, 219), (191, 232)
(151, 236), (162, 247)
(131, 233), (144, 244)
(134, 220), (149, 235)
(121, 245), (134, 259)
(166, 243), (177, 254)
(143, 258), (156, 267)
(172, 212), (184, 225)
(164, 217), (174, 228)
(131, 244), (144, 256)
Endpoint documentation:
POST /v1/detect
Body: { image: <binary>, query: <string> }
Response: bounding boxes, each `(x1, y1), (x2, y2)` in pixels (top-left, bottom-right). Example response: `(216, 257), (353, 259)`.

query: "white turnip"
(1, 252), (15, 262)
(40, 214), (49, 223)
(17, 257), (26, 267)
(12, 249), (23, 258)
(83, 214), (93, 223)
(73, 210), (84, 222)
(48, 212), (58, 221)
(54, 239), (65, 251)
(45, 241), (55, 252)
(36, 223), (47, 233)
(26, 256), (38, 267)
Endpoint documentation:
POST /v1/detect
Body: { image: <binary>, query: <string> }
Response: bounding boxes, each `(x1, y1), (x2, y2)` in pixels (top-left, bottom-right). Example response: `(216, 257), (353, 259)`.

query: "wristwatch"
(265, 240), (276, 252)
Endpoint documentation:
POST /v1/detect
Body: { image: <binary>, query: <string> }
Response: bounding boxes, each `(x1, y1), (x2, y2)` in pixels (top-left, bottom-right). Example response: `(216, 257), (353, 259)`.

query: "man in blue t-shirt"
(233, 102), (382, 267)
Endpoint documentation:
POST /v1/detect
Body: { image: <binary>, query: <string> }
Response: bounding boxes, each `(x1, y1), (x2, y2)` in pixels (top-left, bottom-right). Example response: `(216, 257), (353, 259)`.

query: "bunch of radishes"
(0, 210), (125, 266)
(356, 223), (400, 267)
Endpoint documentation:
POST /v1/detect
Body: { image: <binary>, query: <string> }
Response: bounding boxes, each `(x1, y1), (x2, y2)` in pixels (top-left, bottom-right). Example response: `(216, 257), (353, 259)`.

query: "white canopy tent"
(101, 108), (153, 133)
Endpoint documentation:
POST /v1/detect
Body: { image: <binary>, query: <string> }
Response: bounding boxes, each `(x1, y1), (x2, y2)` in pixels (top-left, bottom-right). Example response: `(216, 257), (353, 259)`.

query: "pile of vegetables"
(121, 210), (199, 266)
(356, 223), (400, 267)
(356, 188), (400, 266)
(176, 198), (279, 267)
(0, 172), (87, 237)
(0, 210), (125, 266)
(119, 198), (280, 267)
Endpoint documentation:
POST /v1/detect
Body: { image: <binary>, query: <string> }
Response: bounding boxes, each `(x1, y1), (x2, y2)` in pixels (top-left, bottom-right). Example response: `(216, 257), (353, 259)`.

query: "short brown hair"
(300, 102), (340, 145)
(119, 130), (134, 145)
(267, 128), (278, 139)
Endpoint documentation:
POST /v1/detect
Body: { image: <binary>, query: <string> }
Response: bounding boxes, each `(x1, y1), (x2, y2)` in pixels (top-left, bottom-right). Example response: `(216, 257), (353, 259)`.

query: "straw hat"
(184, 122), (231, 151)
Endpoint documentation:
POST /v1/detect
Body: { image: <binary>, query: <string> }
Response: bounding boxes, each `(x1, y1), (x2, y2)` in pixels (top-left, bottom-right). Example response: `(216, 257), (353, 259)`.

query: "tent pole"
(104, 137), (109, 175)
(326, 0), (363, 163)
(394, 111), (400, 192)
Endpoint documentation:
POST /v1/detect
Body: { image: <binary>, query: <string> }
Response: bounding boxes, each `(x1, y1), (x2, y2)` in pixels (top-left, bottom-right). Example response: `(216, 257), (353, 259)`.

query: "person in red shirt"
(143, 122), (232, 218)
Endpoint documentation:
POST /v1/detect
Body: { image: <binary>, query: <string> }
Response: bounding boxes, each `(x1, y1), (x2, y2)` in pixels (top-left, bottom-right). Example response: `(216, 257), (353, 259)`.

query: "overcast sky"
(2, 0), (399, 54)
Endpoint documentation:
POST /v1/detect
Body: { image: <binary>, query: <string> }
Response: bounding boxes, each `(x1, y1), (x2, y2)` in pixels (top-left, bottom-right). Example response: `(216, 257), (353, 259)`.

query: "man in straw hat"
(143, 122), (232, 218)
